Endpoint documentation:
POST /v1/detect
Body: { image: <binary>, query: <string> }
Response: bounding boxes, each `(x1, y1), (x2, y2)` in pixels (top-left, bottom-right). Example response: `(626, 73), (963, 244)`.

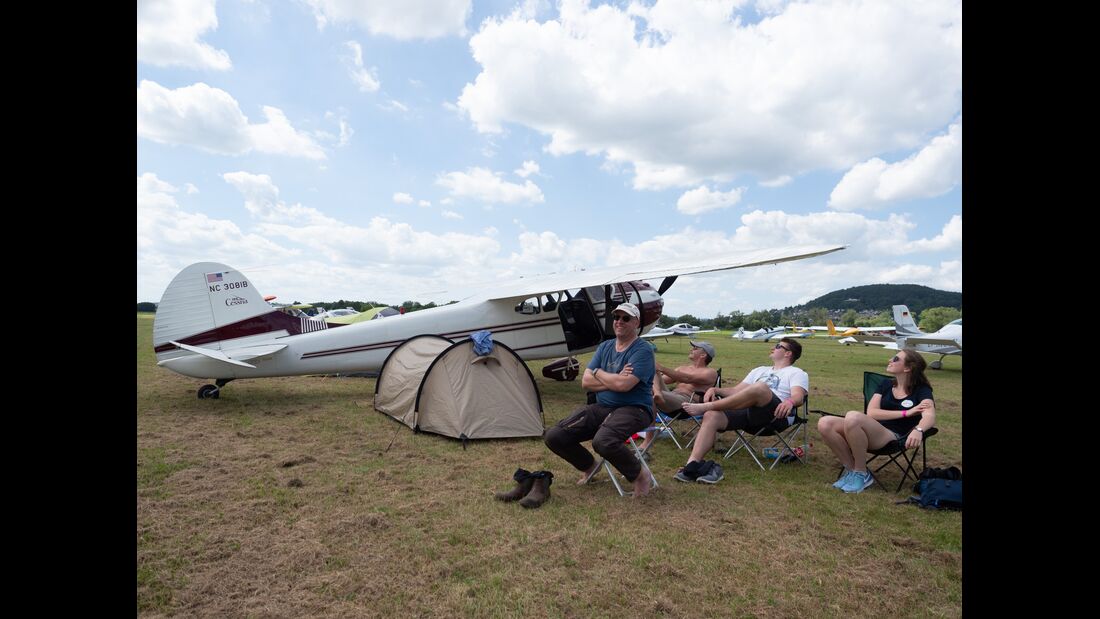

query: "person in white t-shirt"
(673, 338), (809, 484)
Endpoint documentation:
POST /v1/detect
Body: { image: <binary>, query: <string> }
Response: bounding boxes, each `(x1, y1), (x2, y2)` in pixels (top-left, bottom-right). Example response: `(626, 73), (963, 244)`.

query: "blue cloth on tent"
(471, 330), (494, 355)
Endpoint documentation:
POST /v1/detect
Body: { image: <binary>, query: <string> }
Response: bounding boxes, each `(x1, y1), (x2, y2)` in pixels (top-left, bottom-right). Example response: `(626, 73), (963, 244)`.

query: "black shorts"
(719, 394), (790, 432)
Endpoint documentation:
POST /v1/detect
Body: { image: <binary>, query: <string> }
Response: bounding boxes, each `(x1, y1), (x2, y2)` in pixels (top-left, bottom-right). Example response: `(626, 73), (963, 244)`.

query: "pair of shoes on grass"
(673, 459), (724, 484)
(835, 469), (874, 493)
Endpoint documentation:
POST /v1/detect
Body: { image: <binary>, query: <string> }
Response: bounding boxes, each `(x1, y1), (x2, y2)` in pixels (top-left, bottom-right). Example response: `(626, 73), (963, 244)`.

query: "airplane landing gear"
(930, 355), (946, 370)
(197, 378), (235, 399)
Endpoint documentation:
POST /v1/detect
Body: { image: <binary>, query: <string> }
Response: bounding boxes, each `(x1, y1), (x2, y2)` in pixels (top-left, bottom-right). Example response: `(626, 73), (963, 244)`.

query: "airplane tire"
(930, 361), (943, 370)
(198, 384), (220, 399)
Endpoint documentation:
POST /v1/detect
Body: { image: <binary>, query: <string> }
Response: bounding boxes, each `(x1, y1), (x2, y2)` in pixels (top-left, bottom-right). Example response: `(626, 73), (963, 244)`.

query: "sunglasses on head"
(612, 314), (633, 322)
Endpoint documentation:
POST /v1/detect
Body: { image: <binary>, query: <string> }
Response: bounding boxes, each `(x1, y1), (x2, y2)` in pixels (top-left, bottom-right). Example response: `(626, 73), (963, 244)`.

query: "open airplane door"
(557, 288), (605, 352)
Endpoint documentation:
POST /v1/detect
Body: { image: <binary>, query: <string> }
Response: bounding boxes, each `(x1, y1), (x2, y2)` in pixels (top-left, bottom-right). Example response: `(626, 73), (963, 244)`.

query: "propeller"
(657, 276), (677, 295)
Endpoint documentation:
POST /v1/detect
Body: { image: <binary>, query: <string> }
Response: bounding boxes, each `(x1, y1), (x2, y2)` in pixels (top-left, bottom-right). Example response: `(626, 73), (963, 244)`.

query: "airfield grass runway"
(137, 313), (962, 617)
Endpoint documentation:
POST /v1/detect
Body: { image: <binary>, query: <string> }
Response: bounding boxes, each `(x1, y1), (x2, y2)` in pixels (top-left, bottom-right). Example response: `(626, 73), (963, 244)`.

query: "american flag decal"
(206, 273), (223, 283)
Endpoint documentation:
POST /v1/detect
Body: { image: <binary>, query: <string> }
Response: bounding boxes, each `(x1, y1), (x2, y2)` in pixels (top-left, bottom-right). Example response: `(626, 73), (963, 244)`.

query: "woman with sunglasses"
(817, 349), (935, 493)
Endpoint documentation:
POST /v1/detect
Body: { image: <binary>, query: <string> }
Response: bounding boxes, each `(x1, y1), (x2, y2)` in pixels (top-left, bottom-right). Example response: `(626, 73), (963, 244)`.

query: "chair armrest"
(809, 408), (842, 417)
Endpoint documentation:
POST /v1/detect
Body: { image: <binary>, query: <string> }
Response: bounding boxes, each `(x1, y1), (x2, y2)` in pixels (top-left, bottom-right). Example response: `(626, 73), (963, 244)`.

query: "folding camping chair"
(811, 371), (938, 492)
(721, 396), (810, 470)
(582, 433), (660, 496)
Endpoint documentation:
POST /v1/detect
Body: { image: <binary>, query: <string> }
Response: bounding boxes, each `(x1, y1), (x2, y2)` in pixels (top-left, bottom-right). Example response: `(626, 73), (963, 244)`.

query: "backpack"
(901, 466), (962, 510)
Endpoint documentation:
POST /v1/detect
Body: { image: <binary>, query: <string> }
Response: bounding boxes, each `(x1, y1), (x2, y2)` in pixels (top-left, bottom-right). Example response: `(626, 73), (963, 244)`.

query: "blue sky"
(137, 0), (961, 318)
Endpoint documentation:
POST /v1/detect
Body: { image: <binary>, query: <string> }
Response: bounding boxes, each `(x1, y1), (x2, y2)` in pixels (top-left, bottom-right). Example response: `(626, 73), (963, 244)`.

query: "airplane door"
(557, 288), (605, 351)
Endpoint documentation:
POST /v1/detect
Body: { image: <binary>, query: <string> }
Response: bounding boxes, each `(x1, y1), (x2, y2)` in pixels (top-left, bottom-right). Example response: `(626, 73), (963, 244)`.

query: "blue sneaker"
(833, 469), (854, 489)
(842, 471), (874, 493)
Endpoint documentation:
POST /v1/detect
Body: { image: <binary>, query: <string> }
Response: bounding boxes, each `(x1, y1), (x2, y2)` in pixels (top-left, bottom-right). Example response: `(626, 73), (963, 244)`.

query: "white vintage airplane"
(152, 245), (844, 398)
(843, 304), (962, 369)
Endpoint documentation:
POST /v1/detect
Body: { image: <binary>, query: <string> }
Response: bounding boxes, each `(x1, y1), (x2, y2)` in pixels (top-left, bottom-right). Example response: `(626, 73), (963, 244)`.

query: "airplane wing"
(453, 244), (845, 302)
(159, 342), (289, 369)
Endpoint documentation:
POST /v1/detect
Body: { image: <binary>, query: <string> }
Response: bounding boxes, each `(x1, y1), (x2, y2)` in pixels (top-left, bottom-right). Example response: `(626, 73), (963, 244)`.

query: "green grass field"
(137, 313), (961, 617)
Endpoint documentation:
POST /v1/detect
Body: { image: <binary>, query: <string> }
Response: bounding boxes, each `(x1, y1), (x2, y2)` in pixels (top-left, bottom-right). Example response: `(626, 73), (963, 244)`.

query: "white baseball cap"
(612, 302), (640, 319)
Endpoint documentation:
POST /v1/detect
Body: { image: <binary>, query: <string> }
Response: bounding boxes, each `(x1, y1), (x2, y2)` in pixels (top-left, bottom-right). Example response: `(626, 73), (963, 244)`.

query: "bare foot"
(577, 462), (600, 484)
(631, 468), (654, 498)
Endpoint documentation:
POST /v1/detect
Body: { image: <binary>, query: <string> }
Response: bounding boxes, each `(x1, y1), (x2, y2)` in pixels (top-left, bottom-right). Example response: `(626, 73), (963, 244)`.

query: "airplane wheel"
(197, 384), (220, 399)
(930, 361), (943, 370)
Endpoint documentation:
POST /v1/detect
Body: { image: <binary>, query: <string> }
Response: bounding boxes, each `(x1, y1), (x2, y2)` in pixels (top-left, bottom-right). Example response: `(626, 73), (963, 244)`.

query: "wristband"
(902, 409), (908, 417)
(784, 398), (794, 407)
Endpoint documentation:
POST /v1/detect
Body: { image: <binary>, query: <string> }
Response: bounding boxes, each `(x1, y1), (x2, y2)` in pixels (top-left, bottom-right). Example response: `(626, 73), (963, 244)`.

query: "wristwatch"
(913, 427), (924, 433)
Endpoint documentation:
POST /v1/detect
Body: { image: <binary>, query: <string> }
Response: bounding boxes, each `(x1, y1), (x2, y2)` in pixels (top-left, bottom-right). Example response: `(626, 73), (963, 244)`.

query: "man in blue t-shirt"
(544, 302), (657, 497)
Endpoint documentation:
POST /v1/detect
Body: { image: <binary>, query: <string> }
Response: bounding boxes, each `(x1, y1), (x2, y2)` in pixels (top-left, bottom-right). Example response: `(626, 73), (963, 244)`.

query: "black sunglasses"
(612, 314), (633, 322)
(891, 355), (902, 362)
(774, 344), (790, 351)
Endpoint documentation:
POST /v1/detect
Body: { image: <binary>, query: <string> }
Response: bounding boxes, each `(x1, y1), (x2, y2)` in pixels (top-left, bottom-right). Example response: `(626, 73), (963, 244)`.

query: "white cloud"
(437, 167), (545, 204)
(380, 99), (409, 113)
(184, 183), (200, 194)
(900, 214), (961, 254)
(138, 172), (297, 299)
(458, 0), (961, 190)
(137, 80), (326, 159)
(676, 185), (745, 215)
(441, 210), (463, 219)
(305, 0), (471, 39)
(759, 175), (792, 188)
(515, 160), (540, 178)
(393, 192), (414, 204)
(137, 0), (231, 70)
(223, 171), (331, 224)
(343, 41), (381, 92)
(418, 200), (432, 207)
(829, 120), (962, 210)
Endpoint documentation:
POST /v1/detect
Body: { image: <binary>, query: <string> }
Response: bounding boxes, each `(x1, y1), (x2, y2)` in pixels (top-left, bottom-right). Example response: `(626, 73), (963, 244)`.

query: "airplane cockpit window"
(542, 293), (560, 311)
(948, 319), (962, 326)
(514, 297), (541, 315)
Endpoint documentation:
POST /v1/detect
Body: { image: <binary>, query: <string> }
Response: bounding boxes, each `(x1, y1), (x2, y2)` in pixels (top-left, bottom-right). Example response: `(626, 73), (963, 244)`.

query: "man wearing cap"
(636, 341), (719, 453)
(674, 337), (809, 484)
(543, 302), (657, 497)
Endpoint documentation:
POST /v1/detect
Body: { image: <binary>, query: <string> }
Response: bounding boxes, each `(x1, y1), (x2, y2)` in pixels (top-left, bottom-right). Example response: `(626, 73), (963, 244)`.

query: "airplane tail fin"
(826, 319), (836, 336)
(892, 305), (924, 337)
(153, 262), (292, 360)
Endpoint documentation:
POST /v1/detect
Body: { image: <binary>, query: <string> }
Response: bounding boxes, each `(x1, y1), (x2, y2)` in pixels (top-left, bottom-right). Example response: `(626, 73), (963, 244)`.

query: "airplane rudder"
(153, 262), (269, 349)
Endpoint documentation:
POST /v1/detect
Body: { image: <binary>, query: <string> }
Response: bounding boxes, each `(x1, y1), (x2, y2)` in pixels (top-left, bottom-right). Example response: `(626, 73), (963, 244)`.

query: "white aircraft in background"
(152, 245), (845, 398)
(734, 326), (789, 341)
(843, 304), (962, 369)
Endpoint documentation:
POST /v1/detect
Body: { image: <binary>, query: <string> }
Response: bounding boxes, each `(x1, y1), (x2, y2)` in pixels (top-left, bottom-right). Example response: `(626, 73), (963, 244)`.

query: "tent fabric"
(374, 335), (544, 440)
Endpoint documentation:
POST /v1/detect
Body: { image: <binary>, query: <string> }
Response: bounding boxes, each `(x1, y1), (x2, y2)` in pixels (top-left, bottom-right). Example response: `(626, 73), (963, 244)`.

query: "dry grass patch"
(137, 314), (961, 616)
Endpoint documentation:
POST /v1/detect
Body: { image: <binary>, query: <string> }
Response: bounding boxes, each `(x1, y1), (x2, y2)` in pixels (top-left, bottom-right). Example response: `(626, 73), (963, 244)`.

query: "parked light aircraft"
(734, 326), (789, 341)
(844, 304), (961, 369)
(152, 245), (844, 398)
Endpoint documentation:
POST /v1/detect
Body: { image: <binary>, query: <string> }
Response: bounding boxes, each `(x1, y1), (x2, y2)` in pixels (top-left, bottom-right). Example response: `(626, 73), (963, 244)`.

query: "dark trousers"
(544, 403), (653, 482)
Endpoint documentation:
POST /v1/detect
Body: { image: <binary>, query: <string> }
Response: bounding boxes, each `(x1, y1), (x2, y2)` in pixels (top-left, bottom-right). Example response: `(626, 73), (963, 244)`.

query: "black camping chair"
(721, 394), (810, 470)
(812, 371), (938, 492)
(642, 368), (722, 451)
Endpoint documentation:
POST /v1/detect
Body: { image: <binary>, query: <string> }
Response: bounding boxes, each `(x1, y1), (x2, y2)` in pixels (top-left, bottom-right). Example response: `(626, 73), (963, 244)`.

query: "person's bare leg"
(817, 414), (856, 470)
(686, 410), (729, 463)
(632, 467), (654, 497)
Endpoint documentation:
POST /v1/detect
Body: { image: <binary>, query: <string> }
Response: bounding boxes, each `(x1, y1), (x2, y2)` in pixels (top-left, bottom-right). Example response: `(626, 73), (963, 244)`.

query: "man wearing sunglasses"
(544, 302), (657, 497)
(675, 338), (809, 484)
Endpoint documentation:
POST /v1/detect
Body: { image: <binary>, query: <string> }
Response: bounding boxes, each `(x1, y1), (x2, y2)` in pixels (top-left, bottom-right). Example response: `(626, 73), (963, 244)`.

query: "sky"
(137, 0), (962, 318)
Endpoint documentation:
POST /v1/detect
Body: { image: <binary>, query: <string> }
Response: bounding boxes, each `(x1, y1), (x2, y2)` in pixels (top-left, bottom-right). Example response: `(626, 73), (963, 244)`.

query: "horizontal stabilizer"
(161, 341), (258, 368)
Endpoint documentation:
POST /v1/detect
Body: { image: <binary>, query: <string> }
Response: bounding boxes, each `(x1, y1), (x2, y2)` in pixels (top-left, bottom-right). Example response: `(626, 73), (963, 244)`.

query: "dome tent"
(373, 335), (544, 442)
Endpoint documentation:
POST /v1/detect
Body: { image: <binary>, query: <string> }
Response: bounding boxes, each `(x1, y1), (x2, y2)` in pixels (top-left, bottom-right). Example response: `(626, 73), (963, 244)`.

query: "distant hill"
(797, 284), (961, 315)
